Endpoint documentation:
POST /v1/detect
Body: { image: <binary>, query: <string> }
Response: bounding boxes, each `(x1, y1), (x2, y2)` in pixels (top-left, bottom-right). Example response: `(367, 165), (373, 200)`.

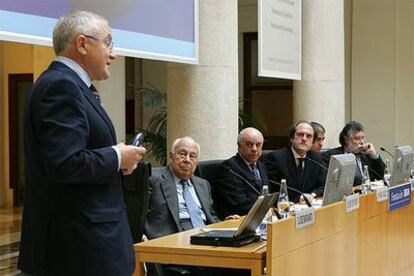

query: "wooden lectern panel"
(267, 192), (414, 276)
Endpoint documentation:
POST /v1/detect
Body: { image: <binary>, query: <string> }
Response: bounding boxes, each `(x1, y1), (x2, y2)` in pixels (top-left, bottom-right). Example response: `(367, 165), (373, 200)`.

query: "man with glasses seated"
(322, 121), (385, 185)
(145, 136), (241, 276)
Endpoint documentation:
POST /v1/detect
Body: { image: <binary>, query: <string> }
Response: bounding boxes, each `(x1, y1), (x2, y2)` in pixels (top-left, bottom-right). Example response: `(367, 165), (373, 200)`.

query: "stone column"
(293, 0), (345, 148)
(167, 0), (239, 160)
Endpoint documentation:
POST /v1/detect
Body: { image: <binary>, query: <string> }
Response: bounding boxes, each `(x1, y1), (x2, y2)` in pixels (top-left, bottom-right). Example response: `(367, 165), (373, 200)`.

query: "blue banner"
(388, 182), (411, 211)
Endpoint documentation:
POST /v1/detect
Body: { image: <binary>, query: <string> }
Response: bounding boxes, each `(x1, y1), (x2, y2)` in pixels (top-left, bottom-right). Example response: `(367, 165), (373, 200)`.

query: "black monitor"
(322, 154), (357, 206)
(389, 145), (414, 187)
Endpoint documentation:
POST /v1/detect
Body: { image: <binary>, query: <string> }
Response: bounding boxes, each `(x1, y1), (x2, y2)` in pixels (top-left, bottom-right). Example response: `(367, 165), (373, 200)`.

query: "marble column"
(167, 0), (239, 160)
(293, 0), (345, 148)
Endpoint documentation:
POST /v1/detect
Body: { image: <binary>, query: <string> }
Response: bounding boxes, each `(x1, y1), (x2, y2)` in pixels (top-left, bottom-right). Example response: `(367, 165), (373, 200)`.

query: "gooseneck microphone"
(226, 168), (283, 219)
(367, 166), (384, 182)
(380, 147), (394, 158)
(226, 168), (262, 196)
(227, 168), (313, 208)
(305, 157), (329, 171)
(263, 178), (312, 208)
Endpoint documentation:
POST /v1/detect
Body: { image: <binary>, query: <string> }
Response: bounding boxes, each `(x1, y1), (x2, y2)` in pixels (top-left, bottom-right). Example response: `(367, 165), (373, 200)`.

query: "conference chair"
(123, 160), (151, 243)
(195, 159), (224, 217)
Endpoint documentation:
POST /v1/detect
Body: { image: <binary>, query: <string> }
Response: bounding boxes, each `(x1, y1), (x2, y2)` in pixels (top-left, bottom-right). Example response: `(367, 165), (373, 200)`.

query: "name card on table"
(376, 186), (389, 202)
(389, 182), (411, 211)
(295, 207), (315, 229)
(345, 194), (360, 213)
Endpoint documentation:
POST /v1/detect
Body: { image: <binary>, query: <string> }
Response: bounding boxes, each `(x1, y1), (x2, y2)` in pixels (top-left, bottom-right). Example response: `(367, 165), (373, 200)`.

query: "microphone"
(367, 165), (384, 182)
(226, 168), (283, 219)
(263, 178), (312, 208)
(305, 157), (329, 171)
(228, 167), (313, 208)
(380, 147), (394, 158)
(227, 168), (261, 196)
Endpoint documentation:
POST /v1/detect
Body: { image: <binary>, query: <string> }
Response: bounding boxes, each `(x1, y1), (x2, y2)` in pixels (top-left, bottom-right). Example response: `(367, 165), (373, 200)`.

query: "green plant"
(135, 85), (168, 165)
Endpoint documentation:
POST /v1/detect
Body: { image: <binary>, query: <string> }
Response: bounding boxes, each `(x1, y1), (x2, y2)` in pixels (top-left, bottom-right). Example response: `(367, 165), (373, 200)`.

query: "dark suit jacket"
(215, 153), (268, 219)
(18, 61), (135, 276)
(145, 167), (220, 240)
(322, 146), (386, 185)
(262, 147), (326, 202)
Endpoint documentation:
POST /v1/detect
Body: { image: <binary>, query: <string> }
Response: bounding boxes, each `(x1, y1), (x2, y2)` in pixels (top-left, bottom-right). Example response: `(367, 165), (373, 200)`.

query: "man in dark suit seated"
(322, 121), (385, 185)
(263, 121), (327, 203)
(145, 136), (241, 276)
(215, 127), (268, 218)
(18, 11), (146, 276)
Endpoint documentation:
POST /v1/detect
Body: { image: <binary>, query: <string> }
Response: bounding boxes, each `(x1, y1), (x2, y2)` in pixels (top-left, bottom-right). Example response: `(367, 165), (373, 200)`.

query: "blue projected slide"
(0, 0), (198, 64)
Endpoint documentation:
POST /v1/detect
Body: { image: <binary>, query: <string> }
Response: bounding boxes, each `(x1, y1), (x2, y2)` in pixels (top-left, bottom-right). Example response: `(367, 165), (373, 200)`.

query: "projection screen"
(0, 0), (198, 64)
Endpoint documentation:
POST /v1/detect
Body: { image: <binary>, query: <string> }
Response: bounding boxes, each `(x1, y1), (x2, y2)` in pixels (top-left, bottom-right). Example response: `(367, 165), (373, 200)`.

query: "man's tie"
(297, 158), (305, 180)
(180, 180), (205, 228)
(90, 84), (101, 105)
(250, 163), (261, 181)
(354, 156), (363, 185)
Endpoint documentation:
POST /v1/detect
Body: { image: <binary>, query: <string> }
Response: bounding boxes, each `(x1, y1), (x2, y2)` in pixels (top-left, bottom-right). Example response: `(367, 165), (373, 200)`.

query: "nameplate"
(389, 182), (411, 211)
(345, 194), (360, 213)
(376, 186), (389, 202)
(295, 207), (315, 230)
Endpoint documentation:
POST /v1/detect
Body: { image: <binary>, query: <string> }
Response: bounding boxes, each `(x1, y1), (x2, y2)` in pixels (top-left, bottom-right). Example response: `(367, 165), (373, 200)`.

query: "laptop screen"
(234, 192), (277, 237)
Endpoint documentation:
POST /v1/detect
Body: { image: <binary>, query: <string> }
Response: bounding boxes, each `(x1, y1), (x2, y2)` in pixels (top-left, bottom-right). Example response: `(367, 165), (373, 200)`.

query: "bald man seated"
(215, 127), (269, 219)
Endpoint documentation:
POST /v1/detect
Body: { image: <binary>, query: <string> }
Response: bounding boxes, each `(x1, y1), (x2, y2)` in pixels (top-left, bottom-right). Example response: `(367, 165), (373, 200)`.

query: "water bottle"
(277, 179), (290, 218)
(258, 185), (271, 237)
(383, 159), (391, 187)
(261, 184), (269, 195)
(361, 165), (371, 194)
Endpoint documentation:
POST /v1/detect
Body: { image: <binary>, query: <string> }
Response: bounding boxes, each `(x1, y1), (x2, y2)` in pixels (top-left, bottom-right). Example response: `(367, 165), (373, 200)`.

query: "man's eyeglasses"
(84, 35), (114, 50)
(176, 151), (198, 161)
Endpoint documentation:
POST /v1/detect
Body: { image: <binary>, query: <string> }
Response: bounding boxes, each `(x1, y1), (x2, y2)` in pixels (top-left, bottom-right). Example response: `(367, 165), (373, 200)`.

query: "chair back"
(123, 161), (151, 243)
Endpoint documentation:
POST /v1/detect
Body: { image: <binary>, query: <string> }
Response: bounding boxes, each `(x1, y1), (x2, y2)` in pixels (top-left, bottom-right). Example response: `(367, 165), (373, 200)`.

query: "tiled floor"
(0, 207), (22, 275)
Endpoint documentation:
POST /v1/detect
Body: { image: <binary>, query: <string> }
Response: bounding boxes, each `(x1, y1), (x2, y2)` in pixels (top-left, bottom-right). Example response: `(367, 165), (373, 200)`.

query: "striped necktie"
(250, 163), (261, 181)
(180, 180), (205, 228)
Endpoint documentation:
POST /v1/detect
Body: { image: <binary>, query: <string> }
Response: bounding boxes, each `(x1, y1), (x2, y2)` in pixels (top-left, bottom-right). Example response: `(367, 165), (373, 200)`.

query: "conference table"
(134, 218), (266, 276)
(134, 191), (414, 276)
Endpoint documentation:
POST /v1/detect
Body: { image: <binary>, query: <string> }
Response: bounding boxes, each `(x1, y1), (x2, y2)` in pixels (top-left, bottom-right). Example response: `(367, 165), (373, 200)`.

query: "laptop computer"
(190, 193), (277, 247)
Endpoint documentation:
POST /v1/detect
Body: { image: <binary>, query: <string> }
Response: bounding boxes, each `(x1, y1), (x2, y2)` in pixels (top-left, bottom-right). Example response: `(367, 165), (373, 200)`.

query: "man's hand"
(300, 193), (315, 203)
(116, 143), (146, 175)
(361, 143), (377, 156)
(224, 214), (240, 220)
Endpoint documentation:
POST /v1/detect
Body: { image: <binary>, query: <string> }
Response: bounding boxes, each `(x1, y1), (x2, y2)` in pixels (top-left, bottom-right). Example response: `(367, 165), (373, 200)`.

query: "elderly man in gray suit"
(145, 136), (240, 276)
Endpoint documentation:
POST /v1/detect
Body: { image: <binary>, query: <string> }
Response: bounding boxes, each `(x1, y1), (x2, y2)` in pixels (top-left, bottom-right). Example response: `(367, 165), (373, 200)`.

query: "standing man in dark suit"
(322, 121), (385, 185)
(263, 121), (326, 203)
(215, 127), (268, 219)
(145, 137), (239, 275)
(18, 11), (146, 276)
